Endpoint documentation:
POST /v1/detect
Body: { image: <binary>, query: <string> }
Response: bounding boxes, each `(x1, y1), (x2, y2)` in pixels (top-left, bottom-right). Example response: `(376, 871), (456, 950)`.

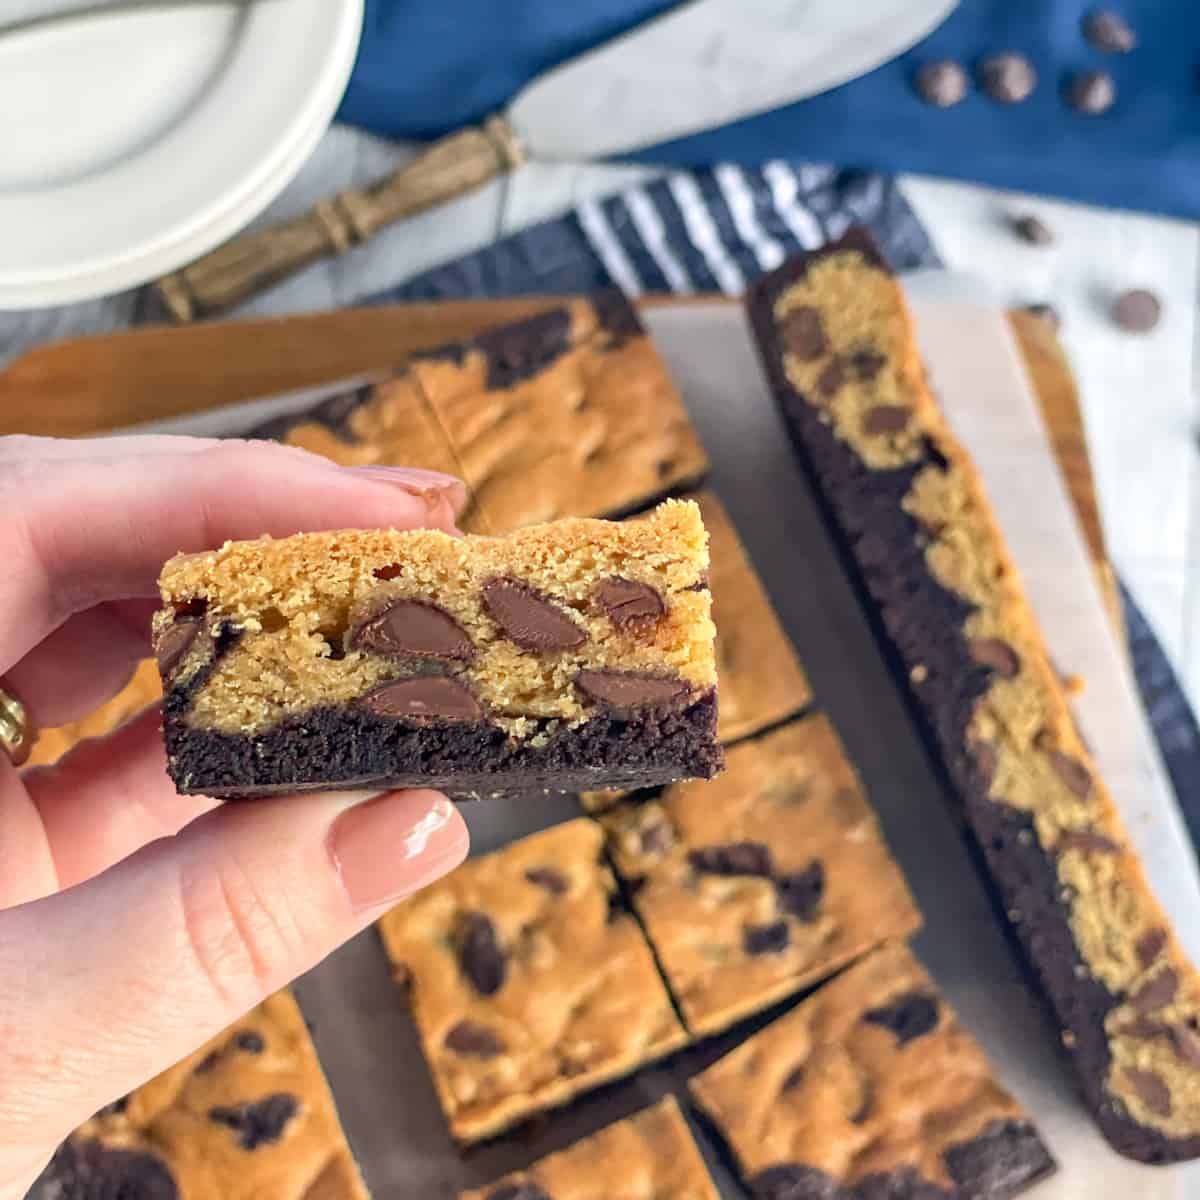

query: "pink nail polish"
(329, 791), (467, 911)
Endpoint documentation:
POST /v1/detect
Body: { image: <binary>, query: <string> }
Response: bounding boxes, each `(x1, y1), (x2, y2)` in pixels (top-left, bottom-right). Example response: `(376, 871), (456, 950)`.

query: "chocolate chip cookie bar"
(155, 499), (721, 799)
(376, 819), (688, 1142)
(599, 716), (921, 1035)
(689, 943), (1055, 1200)
(748, 227), (1200, 1163)
(29, 991), (368, 1200)
(460, 1096), (717, 1200)
(253, 293), (709, 534)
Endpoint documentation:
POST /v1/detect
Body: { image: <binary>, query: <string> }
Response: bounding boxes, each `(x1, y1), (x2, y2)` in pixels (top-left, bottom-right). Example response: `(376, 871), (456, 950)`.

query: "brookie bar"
(154, 500), (721, 799)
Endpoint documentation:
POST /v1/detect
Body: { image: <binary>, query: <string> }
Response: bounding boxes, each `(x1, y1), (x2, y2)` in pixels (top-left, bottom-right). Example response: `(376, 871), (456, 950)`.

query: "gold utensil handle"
(154, 115), (524, 322)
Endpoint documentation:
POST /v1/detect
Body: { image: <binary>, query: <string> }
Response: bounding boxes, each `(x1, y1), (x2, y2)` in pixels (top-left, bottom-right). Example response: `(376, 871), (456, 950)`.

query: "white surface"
(0, 0), (362, 306)
(510, 0), (958, 160)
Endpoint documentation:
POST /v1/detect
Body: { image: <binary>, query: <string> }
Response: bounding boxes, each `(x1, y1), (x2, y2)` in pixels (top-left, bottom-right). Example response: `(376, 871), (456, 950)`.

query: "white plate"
(0, 0), (363, 308)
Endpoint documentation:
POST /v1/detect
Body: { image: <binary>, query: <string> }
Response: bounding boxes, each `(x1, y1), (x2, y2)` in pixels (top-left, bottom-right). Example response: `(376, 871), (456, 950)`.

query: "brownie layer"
(164, 689), (720, 799)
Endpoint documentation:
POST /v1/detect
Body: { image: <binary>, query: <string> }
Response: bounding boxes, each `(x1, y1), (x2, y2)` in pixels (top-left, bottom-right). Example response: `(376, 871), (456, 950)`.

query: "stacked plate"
(0, 0), (363, 308)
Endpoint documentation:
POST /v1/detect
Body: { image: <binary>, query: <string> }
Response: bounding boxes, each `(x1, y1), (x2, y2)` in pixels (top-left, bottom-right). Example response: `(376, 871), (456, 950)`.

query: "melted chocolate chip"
(444, 1020), (506, 1058)
(1083, 9), (1137, 52)
(744, 920), (790, 955)
(749, 1164), (830, 1200)
(1013, 214), (1054, 245)
(95, 1095), (130, 1119)
(487, 1183), (553, 1200)
(1125, 1068), (1172, 1117)
(350, 599), (474, 660)
(915, 59), (968, 107)
(979, 52), (1038, 104)
(1043, 748), (1093, 798)
(1171, 1024), (1200, 1067)
(862, 991), (940, 1045)
(1066, 70), (1116, 115)
(194, 1051), (219, 1074)
(155, 619), (202, 678)
(777, 862), (825, 923)
(524, 867), (568, 895)
(235, 1031), (265, 1054)
(482, 578), (586, 652)
(780, 306), (828, 360)
(639, 817), (675, 856)
(593, 577), (665, 628)
(968, 636), (1021, 678)
(689, 841), (774, 877)
(359, 677), (482, 721)
(575, 669), (692, 713)
(1055, 830), (1120, 856)
(456, 911), (506, 996)
(862, 405), (912, 435)
(34, 1140), (179, 1200)
(781, 1064), (806, 1091)
(816, 358), (845, 399)
(1131, 969), (1179, 1014)
(971, 740), (998, 789)
(1136, 927), (1168, 969)
(208, 1093), (299, 1150)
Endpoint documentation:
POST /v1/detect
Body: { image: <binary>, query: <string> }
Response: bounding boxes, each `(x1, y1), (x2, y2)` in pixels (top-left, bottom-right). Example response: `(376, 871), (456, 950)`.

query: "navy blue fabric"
(340, 0), (1200, 219)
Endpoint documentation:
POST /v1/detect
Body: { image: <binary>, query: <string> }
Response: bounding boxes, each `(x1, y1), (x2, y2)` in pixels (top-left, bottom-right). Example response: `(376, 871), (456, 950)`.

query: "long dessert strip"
(599, 715), (922, 1035)
(28, 991), (368, 1200)
(689, 943), (1055, 1199)
(748, 226), (1200, 1162)
(377, 819), (688, 1143)
(155, 500), (721, 799)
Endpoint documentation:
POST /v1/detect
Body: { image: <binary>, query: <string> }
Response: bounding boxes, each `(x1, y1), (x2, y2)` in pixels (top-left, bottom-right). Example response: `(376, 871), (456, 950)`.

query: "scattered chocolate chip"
(639, 816), (675, 856)
(816, 358), (845, 399)
(1171, 1023), (1200, 1067)
(235, 1031), (265, 1054)
(744, 920), (790, 955)
(456, 911), (506, 996)
(863, 991), (940, 1046)
(971, 740), (998, 788)
(1066, 69), (1116, 114)
(1024, 302), (1061, 331)
(444, 1020), (506, 1058)
(575, 669), (692, 714)
(1113, 288), (1162, 333)
(194, 1051), (220, 1074)
(593, 577), (665, 629)
(862, 405), (912, 435)
(1083, 9), (1137, 52)
(524, 867), (568, 895)
(483, 578), (586, 652)
(848, 349), (886, 381)
(155, 619), (201, 678)
(776, 862), (825, 923)
(208, 1093), (298, 1150)
(780, 306), (828, 361)
(749, 1165), (829, 1200)
(359, 677), (482, 721)
(35, 1141), (179, 1200)
(915, 59), (968, 107)
(979, 53), (1037, 104)
(689, 841), (774, 877)
(968, 636), (1021, 678)
(1043, 748), (1093, 798)
(1136, 928), (1168, 969)
(1124, 1068), (1172, 1117)
(487, 1184), (552, 1200)
(1132, 969), (1179, 1014)
(1013, 214), (1054, 245)
(1056, 830), (1120, 855)
(373, 563), (403, 581)
(350, 599), (474, 661)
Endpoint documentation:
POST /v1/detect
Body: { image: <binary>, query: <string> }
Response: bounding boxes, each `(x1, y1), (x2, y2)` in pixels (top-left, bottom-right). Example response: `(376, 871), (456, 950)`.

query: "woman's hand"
(0, 435), (471, 1197)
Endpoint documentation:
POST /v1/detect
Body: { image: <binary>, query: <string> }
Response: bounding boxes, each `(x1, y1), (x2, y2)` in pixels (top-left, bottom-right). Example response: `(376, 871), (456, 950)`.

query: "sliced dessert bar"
(155, 500), (721, 799)
(599, 716), (921, 1035)
(689, 943), (1055, 1200)
(748, 226), (1200, 1163)
(377, 819), (688, 1143)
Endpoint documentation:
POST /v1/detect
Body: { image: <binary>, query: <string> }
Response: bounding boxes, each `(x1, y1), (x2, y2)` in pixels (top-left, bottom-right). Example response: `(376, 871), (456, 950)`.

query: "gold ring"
(0, 686), (35, 767)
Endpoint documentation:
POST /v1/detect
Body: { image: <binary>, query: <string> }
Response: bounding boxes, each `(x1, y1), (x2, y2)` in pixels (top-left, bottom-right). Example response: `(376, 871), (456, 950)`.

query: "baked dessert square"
(599, 715), (921, 1035)
(155, 500), (721, 799)
(29, 991), (368, 1200)
(376, 819), (688, 1143)
(689, 942), (1055, 1200)
(749, 227), (1200, 1163)
(460, 1096), (717, 1200)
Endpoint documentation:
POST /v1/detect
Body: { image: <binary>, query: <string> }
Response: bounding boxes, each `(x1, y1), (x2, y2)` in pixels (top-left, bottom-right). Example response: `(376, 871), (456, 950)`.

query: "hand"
(0, 435), (471, 1197)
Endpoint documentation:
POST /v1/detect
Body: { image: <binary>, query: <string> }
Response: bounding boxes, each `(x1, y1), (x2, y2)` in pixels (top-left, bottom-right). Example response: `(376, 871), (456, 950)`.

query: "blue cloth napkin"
(340, 0), (1200, 219)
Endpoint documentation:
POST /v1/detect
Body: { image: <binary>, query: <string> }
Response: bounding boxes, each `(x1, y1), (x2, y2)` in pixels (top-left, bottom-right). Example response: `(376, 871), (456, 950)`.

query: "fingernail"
(329, 790), (467, 911)
(345, 464), (464, 496)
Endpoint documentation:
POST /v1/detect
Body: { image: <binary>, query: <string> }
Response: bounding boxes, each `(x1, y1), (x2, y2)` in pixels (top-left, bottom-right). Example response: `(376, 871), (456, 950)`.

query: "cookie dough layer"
(460, 1096), (717, 1200)
(689, 943), (1054, 1200)
(28, 992), (367, 1200)
(748, 227), (1200, 1163)
(377, 819), (687, 1143)
(600, 716), (921, 1035)
(155, 501), (721, 798)
(252, 293), (709, 534)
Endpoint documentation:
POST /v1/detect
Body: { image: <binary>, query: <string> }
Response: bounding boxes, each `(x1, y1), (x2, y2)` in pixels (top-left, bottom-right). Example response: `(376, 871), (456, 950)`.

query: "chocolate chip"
(688, 841), (774, 877)
(1113, 288), (1162, 333)
(1132, 969), (1179, 1013)
(971, 740), (998, 788)
(575, 669), (692, 714)
(456, 911), (506, 996)
(915, 59), (968, 107)
(979, 53), (1037, 104)
(782, 1064), (806, 1091)
(968, 636), (1021, 678)
(1066, 69), (1116, 114)
(862, 405), (912, 435)
(1136, 927), (1168, 969)
(749, 1165), (830, 1200)
(208, 1093), (298, 1150)
(744, 920), (790, 955)
(1056, 830), (1120, 856)
(444, 1020), (506, 1058)
(1044, 748), (1093, 798)
(1124, 1068), (1172, 1117)
(816, 359), (845, 399)
(777, 862), (825, 923)
(373, 564), (403, 581)
(863, 991), (940, 1045)
(155, 619), (201, 678)
(524, 867), (568, 895)
(780, 306), (828, 360)
(95, 1095), (130, 1119)
(1171, 1024), (1200, 1066)
(350, 599), (474, 660)
(639, 816), (675, 856)
(1120, 1016), (1168, 1041)
(35, 1140), (179, 1200)
(849, 350), (886, 381)
(1024, 302), (1061, 331)
(593, 577), (665, 628)
(172, 597), (208, 619)
(1083, 9), (1137, 52)
(487, 1183), (552, 1200)
(194, 1051), (219, 1074)
(483, 578), (586, 652)
(359, 677), (482, 721)
(235, 1031), (265, 1054)
(1013, 214), (1054, 245)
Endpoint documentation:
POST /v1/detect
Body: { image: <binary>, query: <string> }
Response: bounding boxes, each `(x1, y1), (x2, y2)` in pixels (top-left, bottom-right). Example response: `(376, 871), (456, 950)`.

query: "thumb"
(0, 787), (467, 1171)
